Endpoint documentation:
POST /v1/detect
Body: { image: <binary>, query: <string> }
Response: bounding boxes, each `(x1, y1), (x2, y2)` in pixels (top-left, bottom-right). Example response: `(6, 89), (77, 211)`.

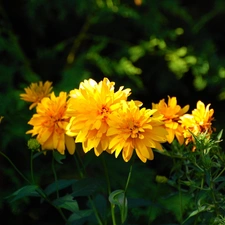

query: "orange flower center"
(100, 105), (110, 121)
(42, 106), (67, 134)
(128, 121), (144, 139)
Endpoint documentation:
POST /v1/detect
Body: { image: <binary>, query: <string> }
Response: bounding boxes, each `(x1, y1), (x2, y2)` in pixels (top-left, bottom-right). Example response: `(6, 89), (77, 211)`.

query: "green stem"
(209, 170), (219, 216)
(213, 167), (225, 182)
(0, 150), (68, 223)
(50, 152), (70, 223)
(0, 150), (31, 184)
(88, 196), (104, 225)
(74, 151), (85, 178)
(36, 188), (68, 223)
(121, 159), (134, 225)
(101, 154), (116, 225)
(111, 204), (116, 225)
(74, 151), (104, 225)
(30, 151), (35, 184)
(52, 151), (59, 199)
(124, 162), (133, 194)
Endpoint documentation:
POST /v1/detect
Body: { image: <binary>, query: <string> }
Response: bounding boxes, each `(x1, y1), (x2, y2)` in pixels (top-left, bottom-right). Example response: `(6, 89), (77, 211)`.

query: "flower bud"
(27, 138), (40, 152)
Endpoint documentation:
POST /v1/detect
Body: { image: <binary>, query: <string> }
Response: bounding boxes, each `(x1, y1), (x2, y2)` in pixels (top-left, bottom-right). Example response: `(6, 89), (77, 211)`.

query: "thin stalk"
(121, 161), (133, 225)
(74, 152), (104, 225)
(0, 151), (31, 184)
(36, 188), (68, 223)
(88, 195), (105, 225)
(50, 152), (70, 223)
(101, 154), (116, 225)
(0, 150), (68, 223)
(209, 170), (219, 216)
(124, 162), (133, 194)
(73, 151), (86, 178)
(30, 151), (35, 184)
(213, 167), (225, 182)
(52, 151), (59, 199)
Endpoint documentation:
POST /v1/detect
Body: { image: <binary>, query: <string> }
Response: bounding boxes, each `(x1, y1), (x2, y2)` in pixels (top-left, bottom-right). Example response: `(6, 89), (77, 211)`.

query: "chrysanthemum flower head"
(26, 92), (75, 155)
(152, 96), (189, 145)
(106, 100), (167, 163)
(20, 81), (53, 110)
(179, 100), (215, 148)
(66, 77), (131, 156)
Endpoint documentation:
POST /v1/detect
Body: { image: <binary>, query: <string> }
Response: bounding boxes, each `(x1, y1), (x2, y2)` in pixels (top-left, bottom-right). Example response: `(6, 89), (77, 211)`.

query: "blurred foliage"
(1, 0), (225, 224)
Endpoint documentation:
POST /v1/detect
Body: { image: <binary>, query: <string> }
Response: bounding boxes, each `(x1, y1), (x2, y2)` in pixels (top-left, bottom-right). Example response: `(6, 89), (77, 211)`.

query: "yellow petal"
(65, 135), (76, 155)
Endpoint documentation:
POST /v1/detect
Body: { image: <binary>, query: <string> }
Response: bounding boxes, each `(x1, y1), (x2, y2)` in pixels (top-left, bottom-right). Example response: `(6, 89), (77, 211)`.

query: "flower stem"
(30, 151), (35, 184)
(0, 150), (68, 224)
(101, 154), (117, 225)
(36, 188), (69, 223)
(52, 151), (59, 199)
(74, 151), (104, 225)
(213, 167), (225, 182)
(0, 150), (31, 184)
(124, 163), (133, 194)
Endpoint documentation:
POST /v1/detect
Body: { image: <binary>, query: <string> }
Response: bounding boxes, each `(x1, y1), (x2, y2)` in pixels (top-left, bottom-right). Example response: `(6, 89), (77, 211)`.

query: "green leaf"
(68, 209), (93, 222)
(182, 205), (208, 223)
(53, 150), (66, 164)
(53, 194), (79, 212)
(6, 185), (41, 202)
(32, 151), (45, 159)
(216, 129), (223, 141)
(214, 176), (225, 183)
(71, 178), (99, 197)
(44, 179), (76, 196)
(160, 192), (192, 222)
(91, 194), (108, 219)
(109, 189), (128, 223)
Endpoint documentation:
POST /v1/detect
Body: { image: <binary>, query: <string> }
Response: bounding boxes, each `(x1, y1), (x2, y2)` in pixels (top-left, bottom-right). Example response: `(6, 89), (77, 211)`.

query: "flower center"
(100, 105), (110, 121)
(129, 121), (144, 139)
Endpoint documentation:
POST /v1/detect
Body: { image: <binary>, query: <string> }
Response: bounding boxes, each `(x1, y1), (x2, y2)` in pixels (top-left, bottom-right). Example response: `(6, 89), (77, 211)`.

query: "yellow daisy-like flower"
(26, 92), (75, 155)
(20, 81), (53, 110)
(152, 96), (189, 145)
(179, 100), (214, 147)
(106, 100), (167, 163)
(66, 77), (131, 156)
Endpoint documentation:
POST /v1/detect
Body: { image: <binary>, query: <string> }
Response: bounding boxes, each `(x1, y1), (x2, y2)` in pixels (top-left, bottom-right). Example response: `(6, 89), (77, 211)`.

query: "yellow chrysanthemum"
(26, 92), (75, 155)
(0, 116), (3, 123)
(20, 81), (53, 110)
(106, 100), (167, 163)
(66, 77), (131, 156)
(179, 100), (214, 147)
(152, 96), (189, 144)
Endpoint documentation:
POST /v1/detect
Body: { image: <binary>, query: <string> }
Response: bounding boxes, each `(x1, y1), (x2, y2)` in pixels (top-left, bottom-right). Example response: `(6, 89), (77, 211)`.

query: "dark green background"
(1, 0), (225, 224)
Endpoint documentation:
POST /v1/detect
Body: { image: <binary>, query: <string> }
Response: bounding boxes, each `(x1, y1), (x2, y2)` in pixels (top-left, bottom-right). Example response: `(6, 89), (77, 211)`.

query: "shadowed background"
(1, 0), (225, 224)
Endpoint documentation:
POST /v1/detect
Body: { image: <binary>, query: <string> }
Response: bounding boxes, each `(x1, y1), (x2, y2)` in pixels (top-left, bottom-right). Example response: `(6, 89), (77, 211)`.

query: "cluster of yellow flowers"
(20, 78), (214, 162)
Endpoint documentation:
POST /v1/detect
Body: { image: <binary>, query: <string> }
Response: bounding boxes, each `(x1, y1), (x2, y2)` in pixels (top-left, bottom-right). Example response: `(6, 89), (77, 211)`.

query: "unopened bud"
(27, 138), (40, 152)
